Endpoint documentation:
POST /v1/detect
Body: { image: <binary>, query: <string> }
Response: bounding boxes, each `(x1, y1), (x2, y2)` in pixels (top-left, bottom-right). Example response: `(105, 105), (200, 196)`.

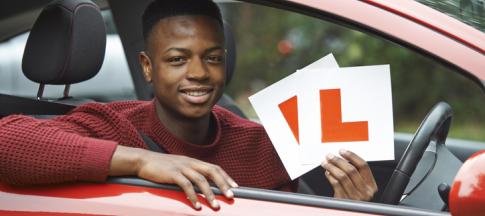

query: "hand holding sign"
(323, 149), (378, 201)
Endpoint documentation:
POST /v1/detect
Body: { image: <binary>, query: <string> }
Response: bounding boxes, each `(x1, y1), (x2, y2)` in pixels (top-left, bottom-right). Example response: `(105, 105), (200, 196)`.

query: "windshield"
(416, 0), (485, 32)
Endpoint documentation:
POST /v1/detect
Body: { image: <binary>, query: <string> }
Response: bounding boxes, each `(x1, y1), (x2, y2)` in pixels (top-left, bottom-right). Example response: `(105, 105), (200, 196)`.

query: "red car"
(0, 0), (484, 215)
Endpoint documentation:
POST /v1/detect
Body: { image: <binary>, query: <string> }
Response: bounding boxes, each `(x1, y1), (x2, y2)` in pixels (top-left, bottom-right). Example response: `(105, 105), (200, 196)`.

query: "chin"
(180, 105), (213, 119)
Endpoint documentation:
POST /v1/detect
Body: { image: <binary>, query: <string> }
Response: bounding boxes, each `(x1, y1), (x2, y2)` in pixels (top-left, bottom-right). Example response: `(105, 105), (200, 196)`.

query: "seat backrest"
(22, 0), (106, 106)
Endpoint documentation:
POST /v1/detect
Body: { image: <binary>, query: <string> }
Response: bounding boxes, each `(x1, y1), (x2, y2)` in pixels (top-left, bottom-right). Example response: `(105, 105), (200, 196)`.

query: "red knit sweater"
(0, 100), (295, 191)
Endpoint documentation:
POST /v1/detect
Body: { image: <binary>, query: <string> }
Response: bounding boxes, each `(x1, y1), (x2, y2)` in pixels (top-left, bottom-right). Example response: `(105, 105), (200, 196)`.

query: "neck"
(155, 101), (215, 145)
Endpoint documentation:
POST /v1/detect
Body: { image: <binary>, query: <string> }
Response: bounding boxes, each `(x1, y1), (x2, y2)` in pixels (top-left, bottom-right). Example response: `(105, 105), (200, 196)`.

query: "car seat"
(22, 0), (106, 106)
(0, 0), (105, 117)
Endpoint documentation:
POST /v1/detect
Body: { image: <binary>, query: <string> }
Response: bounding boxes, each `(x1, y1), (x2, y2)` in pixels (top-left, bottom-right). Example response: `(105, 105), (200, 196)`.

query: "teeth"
(185, 91), (209, 96)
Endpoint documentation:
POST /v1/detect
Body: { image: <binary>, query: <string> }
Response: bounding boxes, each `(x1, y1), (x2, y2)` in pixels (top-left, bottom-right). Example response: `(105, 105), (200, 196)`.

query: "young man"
(0, 0), (377, 210)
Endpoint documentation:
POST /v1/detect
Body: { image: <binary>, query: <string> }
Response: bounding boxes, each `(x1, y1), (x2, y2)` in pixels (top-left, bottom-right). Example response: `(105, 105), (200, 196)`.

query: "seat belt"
(137, 129), (166, 153)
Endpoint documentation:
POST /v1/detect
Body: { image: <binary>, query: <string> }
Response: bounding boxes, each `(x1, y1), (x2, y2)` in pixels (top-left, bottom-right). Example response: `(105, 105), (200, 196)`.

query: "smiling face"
(140, 15), (225, 120)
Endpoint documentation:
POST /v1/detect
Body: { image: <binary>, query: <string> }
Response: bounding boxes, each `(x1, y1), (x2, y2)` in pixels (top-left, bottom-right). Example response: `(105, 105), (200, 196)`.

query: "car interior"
(0, 0), (484, 215)
(0, 0), (105, 116)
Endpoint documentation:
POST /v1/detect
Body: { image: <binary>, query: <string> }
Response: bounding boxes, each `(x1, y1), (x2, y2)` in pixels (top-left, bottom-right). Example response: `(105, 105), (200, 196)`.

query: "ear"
(139, 51), (153, 83)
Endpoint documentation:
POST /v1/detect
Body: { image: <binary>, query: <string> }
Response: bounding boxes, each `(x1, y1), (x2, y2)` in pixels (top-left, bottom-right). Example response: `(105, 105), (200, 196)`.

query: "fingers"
(195, 163), (235, 199)
(322, 157), (364, 200)
(135, 153), (238, 210)
(322, 151), (378, 201)
(183, 169), (220, 209)
(340, 149), (378, 191)
(218, 167), (239, 188)
(328, 153), (371, 199)
(172, 173), (201, 210)
(201, 165), (234, 199)
(183, 160), (238, 210)
(325, 171), (348, 199)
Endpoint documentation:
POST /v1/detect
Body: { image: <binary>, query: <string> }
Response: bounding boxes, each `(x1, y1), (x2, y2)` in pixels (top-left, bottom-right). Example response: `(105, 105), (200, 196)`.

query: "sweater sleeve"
(0, 103), (143, 185)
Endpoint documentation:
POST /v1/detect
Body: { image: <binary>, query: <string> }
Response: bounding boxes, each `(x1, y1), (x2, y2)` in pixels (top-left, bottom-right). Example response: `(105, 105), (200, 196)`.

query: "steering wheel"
(380, 102), (453, 205)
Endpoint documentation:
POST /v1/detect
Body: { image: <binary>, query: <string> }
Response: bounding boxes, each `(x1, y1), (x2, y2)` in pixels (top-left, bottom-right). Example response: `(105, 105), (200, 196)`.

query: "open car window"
(217, 1), (485, 142)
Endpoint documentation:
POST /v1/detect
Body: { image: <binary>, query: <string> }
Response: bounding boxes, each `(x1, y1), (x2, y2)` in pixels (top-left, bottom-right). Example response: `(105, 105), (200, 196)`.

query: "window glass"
(0, 10), (135, 102)
(218, 2), (485, 141)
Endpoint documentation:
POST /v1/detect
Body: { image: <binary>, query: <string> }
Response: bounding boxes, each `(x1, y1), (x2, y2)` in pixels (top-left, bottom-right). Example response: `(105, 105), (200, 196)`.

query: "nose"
(186, 57), (209, 81)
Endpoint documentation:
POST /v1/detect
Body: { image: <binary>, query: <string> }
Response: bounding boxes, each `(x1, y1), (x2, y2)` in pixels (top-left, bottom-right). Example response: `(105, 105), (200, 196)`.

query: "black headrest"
(22, 0), (106, 85)
(223, 21), (236, 85)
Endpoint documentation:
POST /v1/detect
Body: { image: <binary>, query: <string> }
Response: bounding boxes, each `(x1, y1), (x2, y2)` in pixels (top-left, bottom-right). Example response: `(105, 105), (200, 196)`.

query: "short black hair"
(142, 0), (223, 42)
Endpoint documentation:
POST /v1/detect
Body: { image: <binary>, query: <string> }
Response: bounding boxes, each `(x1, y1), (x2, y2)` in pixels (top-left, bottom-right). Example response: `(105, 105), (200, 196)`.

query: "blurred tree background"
(218, 1), (485, 141)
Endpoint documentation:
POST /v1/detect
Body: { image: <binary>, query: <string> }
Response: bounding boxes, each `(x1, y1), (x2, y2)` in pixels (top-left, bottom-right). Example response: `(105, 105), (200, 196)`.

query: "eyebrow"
(164, 47), (190, 54)
(164, 46), (224, 55)
(204, 46), (224, 54)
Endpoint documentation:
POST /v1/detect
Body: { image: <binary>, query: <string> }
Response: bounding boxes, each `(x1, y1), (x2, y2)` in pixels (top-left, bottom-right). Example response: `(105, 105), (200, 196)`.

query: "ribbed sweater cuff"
(79, 137), (118, 182)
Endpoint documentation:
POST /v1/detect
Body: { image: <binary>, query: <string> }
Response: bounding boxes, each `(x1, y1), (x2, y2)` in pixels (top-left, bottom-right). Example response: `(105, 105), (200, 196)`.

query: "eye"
(167, 56), (187, 66)
(205, 55), (224, 64)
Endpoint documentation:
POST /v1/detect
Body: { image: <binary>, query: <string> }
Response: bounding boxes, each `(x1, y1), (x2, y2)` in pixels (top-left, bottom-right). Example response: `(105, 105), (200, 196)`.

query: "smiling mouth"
(183, 90), (211, 96)
(179, 87), (214, 104)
